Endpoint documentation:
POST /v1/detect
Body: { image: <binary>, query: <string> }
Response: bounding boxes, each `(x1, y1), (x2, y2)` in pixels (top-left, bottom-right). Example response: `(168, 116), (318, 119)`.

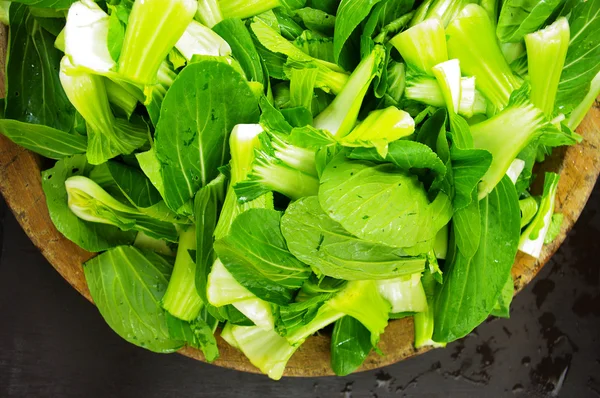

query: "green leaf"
(155, 59), (260, 211)
(273, 8), (304, 40)
(416, 109), (449, 162)
(544, 213), (564, 244)
(207, 304), (254, 326)
(42, 155), (136, 252)
(113, 0), (133, 24)
(360, 0), (414, 58)
(107, 11), (125, 62)
(259, 96), (295, 134)
(555, 0), (600, 114)
(33, 15), (66, 37)
(281, 197), (426, 280)
(90, 161), (164, 209)
(64, 175), (179, 243)
(276, 293), (335, 334)
(288, 66), (318, 109)
(296, 8), (336, 35)
(497, 0), (564, 43)
(213, 18), (265, 85)
(519, 196), (539, 228)
(9, 0), (76, 9)
(319, 155), (453, 249)
(89, 161), (186, 229)
(84, 246), (184, 353)
(213, 209), (312, 305)
(293, 30), (336, 63)
(6, 4), (75, 131)
(452, 190), (481, 258)
(349, 140), (446, 184)
(433, 176), (521, 342)
(307, 0), (340, 14)
(490, 274), (514, 318)
(450, 145), (492, 211)
(288, 126), (337, 150)
(251, 18), (344, 72)
(280, 106), (314, 127)
(136, 148), (167, 198)
(0, 119), (87, 159)
(194, 176), (226, 304)
(333, 0), (383, 64)
(296, 274), (348, 299)
(330, 316), (372, 376)
(166, 309), (219, 361)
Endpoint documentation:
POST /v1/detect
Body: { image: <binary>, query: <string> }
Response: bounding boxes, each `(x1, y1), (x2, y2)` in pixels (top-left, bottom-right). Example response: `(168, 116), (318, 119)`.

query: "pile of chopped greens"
(0, 0), (598, 380)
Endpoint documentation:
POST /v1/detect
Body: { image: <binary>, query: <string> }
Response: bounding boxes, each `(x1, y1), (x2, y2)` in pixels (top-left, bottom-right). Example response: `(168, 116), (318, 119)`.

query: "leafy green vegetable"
(194, 176), (226, 304)
(281, 197), (426, 280)
(65, 175), (179, 242)
(519, 196), (539, 228)
(566, 70), (600, 130)
(175, 20), (231, 62)
(155, 59), (259, 211)
(207, 258), (275, 330)
(42, 155), (137, 252)
(390, 18), (447, 75)
(349, 139), (446, 183)
(433, 176), (520, 342)
(410, 0), (476, 28)
(377, 273), (427, 313)
(9, 0), (77, 8)
(64, 0), (115, 74)
(519, 172), (560, 258)
(219, 0), (282, 19)
(330, 316), (372, 376)
(339, 107), (415, 157)
(166, 309), (219, 361)
(213, 18), (266, 84)
(555, 0), (600, 115)
(313, 45), (386, 137)
(221, 323), (296, 380)
(196, 0), (222, 27)
(59, 59), (149, 165)
(251, 18), (344, 73)
(490, 274), (514, 318)
(471, 84), (574, 199)
(162, 228), (203, 321)
(107, 10), (125, 62)
(0, 119), (87, 159)
(214, 209), (312, 305)
(118, 0), (197, 84)
(544, 213), (564, 244)
(297, 7), (336, 35)
(525, 17), (570, 117)
(84, 246), (184, 353)
(6, 4), (75, 131)
(333, 0), (382, 66)
(449, 145), (492, 210)
(414, 270), (444, 348)
(319, 154), (453, 249)
(497, 0), (564, 43)
(446, 4), (521, 110)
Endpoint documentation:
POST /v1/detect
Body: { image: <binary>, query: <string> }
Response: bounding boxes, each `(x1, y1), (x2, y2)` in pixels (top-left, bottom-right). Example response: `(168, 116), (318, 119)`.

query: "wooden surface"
(0, 20), (599, 375)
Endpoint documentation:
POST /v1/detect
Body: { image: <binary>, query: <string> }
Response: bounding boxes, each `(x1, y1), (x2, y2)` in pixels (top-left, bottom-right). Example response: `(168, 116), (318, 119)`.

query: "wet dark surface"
(0, 183), (598, 398)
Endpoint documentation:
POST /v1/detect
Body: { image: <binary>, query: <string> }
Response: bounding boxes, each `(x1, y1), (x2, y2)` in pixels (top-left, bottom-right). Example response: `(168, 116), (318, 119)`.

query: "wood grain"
(0, 23), (598, 376)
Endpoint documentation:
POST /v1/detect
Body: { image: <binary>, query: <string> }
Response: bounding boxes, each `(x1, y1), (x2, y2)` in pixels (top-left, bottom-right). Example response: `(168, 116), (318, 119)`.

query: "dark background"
(0, 184), (598, 398)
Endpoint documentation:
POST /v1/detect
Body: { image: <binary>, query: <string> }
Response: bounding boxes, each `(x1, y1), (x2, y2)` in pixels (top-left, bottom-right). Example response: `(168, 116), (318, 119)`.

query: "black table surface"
(0, 183), (598, 398)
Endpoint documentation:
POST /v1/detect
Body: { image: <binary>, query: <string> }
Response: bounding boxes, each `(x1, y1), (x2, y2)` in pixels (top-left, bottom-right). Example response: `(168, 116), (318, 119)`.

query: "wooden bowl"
(0, 24), (599, 376)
